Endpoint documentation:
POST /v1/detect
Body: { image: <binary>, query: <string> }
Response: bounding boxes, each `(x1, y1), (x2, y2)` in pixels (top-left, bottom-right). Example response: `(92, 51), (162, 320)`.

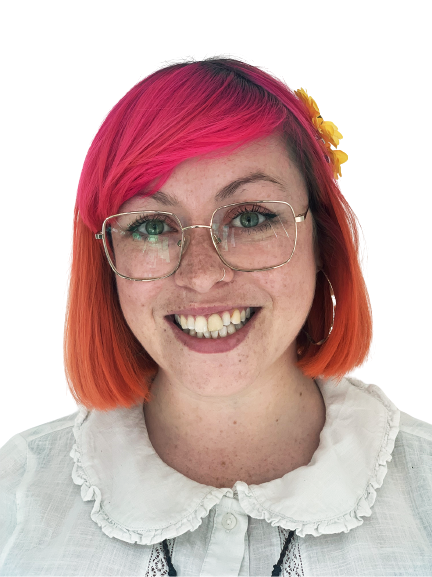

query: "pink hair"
(65, 58), (372, 410)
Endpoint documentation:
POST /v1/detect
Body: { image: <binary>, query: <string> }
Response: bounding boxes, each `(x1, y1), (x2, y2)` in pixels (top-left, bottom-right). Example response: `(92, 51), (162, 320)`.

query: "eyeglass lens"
(104, 202), (296, 280)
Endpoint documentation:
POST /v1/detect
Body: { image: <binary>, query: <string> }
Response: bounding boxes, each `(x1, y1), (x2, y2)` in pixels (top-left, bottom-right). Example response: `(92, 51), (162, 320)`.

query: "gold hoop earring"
(217, 268), (226, 283)
(302, 269), (336, 345)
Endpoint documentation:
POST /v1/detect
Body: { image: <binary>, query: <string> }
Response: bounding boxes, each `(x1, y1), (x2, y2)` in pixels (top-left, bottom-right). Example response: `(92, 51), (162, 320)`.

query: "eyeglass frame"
(95, 200), (309, 281)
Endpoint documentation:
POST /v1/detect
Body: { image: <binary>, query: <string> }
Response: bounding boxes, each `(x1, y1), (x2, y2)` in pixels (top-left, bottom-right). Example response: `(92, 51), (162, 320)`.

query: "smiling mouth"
(167, 307), (261, 339)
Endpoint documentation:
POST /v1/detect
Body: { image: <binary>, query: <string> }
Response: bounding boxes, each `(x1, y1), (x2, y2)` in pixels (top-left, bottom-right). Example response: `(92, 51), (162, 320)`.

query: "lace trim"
(143, 531), (302, 576)
(278, 528), (304, 577)
(145, 539), (175, 577)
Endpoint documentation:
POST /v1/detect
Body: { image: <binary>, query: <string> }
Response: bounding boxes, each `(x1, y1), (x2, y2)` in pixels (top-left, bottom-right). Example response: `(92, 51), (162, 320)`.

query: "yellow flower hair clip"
(294, 88), (348, 179)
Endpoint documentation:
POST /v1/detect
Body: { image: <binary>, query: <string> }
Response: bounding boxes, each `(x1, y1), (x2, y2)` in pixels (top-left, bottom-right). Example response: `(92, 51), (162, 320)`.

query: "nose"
(174, 228), (233, 292)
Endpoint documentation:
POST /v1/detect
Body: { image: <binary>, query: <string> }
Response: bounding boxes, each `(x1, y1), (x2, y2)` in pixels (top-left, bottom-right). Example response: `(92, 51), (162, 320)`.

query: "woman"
(1, 57), (431, 576)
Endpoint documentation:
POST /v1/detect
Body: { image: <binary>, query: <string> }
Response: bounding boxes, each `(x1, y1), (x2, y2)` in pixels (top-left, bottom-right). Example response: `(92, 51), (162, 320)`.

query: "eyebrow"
(143, 172), (285, 206)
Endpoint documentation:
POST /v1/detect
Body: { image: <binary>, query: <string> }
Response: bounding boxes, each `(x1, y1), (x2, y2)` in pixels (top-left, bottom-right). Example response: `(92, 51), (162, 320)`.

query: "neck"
(143, 356), (326, 488)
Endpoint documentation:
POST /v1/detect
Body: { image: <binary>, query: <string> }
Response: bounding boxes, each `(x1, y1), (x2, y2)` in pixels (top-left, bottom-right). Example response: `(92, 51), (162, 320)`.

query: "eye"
(231, 206), (277, 230)
(127, 215), (174, 240)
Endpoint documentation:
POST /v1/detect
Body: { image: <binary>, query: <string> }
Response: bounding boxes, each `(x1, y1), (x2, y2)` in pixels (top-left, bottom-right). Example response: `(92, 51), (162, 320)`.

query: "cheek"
(115, 279), (158, 337)
(263, 242), (317, 324)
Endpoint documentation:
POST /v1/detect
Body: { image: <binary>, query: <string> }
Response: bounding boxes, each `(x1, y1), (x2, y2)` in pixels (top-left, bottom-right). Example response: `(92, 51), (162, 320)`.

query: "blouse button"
(221, 512), (237, 531)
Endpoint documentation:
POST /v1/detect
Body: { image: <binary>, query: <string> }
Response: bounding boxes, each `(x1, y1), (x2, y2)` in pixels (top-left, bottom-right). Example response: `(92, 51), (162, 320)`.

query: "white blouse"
(1, 376), (431, 576)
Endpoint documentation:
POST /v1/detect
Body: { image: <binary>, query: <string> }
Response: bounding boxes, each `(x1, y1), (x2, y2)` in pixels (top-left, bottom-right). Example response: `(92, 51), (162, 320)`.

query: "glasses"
(95, 200), (309, 281)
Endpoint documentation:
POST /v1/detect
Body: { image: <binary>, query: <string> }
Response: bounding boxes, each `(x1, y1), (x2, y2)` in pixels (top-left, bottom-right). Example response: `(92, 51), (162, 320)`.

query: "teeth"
(182, 324), (240, 338)
(222, 311), (231, 326)
(175, 308), (255, 340)
(231, 309), (241, 324)
(208, 314), (223, 332)
(194, 316), (208, 333)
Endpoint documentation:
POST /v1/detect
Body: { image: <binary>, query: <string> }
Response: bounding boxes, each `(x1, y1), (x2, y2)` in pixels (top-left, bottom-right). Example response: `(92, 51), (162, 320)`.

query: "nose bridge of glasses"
(181, 224), (212, 231)
(177, 224), (221, 251)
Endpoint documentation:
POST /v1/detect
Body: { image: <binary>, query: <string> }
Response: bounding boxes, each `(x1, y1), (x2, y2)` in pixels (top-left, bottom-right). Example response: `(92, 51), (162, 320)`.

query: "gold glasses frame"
(95, 200), (309, 281)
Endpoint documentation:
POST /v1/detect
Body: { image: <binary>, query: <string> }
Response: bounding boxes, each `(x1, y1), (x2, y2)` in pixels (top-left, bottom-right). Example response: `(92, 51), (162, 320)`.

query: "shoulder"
(0, 412), (79, 555)
(386, 411), (432, 508)
(394, 411), (432, 466)
(0, 411), (78, 471)
(399, 411), (432, 444)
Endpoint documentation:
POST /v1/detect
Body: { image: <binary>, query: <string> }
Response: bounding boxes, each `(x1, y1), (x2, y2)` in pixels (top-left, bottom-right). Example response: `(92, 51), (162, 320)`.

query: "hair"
(64, 57), (373, 410)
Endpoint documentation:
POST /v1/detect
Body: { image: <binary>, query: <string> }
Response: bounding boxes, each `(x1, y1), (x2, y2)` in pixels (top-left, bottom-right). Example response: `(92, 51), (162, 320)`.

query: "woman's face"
(116, 133), (320, 395)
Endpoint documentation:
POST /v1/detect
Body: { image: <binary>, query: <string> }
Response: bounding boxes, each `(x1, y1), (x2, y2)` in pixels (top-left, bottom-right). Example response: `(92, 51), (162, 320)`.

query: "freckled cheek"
(261, 257), (316, 322)
(260, 252), (300, 290)
(116, 280), (159, 330)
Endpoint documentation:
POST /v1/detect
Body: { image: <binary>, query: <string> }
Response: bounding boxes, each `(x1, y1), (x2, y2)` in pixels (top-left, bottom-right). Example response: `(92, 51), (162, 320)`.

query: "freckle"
(221, 461), (226, 466)
(233, 421), (237, 424)
(276, 419), (279, 423)
(299, 392), (303, 396)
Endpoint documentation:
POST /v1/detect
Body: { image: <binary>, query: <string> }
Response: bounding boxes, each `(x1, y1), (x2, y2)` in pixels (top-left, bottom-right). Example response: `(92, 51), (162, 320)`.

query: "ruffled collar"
(70, 376), (400, 544)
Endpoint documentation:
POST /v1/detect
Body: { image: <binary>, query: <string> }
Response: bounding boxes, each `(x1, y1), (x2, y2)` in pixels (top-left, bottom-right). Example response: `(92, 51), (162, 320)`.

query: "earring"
(302, 269), (336, 346)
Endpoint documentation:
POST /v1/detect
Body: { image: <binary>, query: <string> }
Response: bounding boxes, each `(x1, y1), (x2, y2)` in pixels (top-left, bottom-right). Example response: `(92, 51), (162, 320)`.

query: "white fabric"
(0, 376), (431, 576)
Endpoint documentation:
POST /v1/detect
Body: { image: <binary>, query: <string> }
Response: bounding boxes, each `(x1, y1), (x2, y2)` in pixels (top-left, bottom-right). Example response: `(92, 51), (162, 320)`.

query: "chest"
(157, 440), (316, 488)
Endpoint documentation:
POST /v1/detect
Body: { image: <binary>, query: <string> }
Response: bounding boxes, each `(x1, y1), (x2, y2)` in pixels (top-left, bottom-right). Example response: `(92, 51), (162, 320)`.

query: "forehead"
(122, 133), (307, 213)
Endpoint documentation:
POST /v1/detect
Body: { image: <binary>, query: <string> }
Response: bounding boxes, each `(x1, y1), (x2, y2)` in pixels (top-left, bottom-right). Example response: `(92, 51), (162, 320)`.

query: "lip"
(165, 309), (259, 354)
(168, 304), (255, 317)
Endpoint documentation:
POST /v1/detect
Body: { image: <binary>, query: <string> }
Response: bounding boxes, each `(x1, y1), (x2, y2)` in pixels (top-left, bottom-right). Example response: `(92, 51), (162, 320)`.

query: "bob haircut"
(64, 57), (372, 411)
